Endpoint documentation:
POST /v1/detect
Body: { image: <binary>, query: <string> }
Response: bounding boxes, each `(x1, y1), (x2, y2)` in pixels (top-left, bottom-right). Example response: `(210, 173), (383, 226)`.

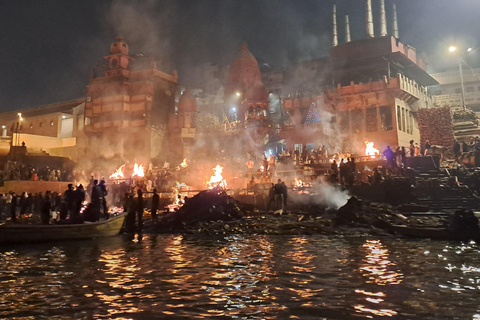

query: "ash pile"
(155, 187), (244, 232)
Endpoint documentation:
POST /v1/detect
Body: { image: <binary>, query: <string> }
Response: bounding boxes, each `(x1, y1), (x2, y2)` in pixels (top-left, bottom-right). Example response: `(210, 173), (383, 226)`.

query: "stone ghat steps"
(413, 186), (480, 211)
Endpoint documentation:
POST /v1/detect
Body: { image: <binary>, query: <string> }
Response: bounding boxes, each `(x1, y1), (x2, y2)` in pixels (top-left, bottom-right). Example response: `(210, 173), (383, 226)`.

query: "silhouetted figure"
(151, 188), (159, 225)
(126, 194), (136, 232)
(424, 140), (431, 156)
(274, 179), (284, 210)
(409, 140), (415, 157)
(383, 146), (395, 168)
(72, 184), (85, 223)
(453, 141), (461, 158)
(280, 181), (288, 211)
(266, 183), (275, 211)
(64, 184), (74, 220)
(41, 192), (51, 224)
(99, 180), (108, 219)
(91, 180), (102, 221)
(10, 192), (17, 223)
(136, 189), (144, 230)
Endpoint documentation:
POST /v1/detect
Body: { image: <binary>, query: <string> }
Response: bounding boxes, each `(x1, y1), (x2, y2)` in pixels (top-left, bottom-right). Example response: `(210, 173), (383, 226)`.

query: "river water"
(1, 234), (480, 320)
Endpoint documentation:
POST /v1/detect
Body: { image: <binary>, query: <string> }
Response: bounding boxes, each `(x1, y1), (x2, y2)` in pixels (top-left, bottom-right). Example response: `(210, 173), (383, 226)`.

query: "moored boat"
(391, 224), (480, 242)
(0, 213), (127, 245)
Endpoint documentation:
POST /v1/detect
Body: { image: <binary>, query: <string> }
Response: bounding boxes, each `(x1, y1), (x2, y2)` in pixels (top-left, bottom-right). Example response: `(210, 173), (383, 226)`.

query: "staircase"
(413, 170), (480, 211)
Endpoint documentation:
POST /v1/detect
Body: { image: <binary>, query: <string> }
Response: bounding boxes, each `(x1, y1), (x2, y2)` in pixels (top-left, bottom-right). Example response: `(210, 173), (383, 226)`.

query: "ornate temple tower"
(225, 42), (269, 124)
(168, 89), (197, 158)
(84, 37), (178, 163)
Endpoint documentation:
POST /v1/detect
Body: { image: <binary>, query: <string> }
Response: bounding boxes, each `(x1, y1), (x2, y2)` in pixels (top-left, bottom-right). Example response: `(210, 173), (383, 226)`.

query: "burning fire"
(365, 141), (380, 158)
(132, 163), (145, 178)
(207, 165), (227, 189)
(166, 181), (189, 212)
(294, 177), (303, 187)
(176, 158), (188, 171)
(109, 164), (125, 179)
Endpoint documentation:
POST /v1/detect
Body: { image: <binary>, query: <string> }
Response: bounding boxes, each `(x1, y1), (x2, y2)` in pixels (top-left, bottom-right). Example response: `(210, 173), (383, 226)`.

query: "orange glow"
(132, 163), (145, 178)
(167, 181), (189, 212)
(365, 141), (380, 158)
(109, 164), (125, 179)
(176, 158), (188, 171)
(294, 177), (303, 187)
(206, 165), (227, 189)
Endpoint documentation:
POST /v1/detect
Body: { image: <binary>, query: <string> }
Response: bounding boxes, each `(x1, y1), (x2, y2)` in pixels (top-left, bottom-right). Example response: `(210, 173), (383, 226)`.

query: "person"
(424, 140), (431, 156)
(262, 157), (269, 174)
(268, 155), (276, 173)
(245, 159), (254, 171)
(339, 159), (347, 185)
(10, 192), (17, 223)
(274, 179), (284, 211)
(72, 184), (85, 223)
(414, 143), (420, 156)
(64, 184), (75, 220)
(383, 146), (395, 168)
(372, 167), (383, 185)
(280, 180), (288, 211)
(462, 140), (469, 153)
(453, 140), (461, 158)
(91, 180), (102, 221)
(99, 180), (108, 219)
(409, 140), (415, 157)
(247, 176), (256, 192)
(330, 160), (339, 176)
(151, 188), (159, 225)
(347, 157), (356, 186)
(41, 192), (51, 224)
(266, 183), (275, 211)
(401, 147), (407, 170)
(125, 194), (136, 232)
(136, 189), (144, 230)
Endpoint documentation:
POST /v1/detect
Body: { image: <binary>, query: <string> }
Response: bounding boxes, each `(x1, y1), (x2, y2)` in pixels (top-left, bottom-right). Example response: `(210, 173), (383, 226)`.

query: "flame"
(132, 163), (145, 178)
(365, 141), (380, 158)
(109, 164), (125, 179)
(294, 177), (303, 187)
(167, 181), (189, 212)
(176, 158), (188, 171)
(207, 165), (227, 189)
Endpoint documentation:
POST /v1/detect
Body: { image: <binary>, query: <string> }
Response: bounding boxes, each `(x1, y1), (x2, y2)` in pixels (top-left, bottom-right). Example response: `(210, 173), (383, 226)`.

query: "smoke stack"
(393, 4), (399, 38)
(332, 5), (338, 47)
(380, 0), (387, 36)
(365, 0), (374, 37)
(345, 15), (351, 42)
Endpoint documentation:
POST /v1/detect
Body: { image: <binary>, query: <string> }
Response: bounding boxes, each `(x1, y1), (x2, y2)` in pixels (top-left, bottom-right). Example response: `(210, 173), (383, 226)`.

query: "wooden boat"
(391, 224), (480, 242)
(0, 213), (127, 245)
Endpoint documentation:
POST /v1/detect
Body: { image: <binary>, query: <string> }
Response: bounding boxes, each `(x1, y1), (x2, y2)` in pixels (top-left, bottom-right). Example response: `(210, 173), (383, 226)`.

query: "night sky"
(1, 0), (479, 112)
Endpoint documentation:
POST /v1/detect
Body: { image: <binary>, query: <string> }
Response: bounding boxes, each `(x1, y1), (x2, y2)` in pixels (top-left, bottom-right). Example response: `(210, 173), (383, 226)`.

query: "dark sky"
(1, 0), (480, 112)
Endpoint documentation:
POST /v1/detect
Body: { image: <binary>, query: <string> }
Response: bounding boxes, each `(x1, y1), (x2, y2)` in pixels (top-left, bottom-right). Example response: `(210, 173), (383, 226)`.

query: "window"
(466, 86), (475, 93)
(380, 106), (393, 131)
(397, 106), (402, 132)
(29, 124), (33, 129)
(366, 108), (377, 132)
(402, 107), (406, 133)
(39, 122), (43, 127)
(351, 109), (363, 133)
(50, 120), (54, 126)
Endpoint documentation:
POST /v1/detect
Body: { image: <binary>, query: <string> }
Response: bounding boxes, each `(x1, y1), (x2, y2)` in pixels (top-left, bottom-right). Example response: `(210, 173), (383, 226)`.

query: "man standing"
(136, 189), (144, 230)
(64, 184), (74, 220)
(151, 188), (160, 225)
(245, 159), (254, 172)
(91, 180), (102, 221)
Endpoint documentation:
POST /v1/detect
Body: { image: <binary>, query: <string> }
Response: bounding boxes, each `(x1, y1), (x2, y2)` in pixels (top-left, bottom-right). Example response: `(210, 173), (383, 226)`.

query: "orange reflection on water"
(354, 240), (403, 318)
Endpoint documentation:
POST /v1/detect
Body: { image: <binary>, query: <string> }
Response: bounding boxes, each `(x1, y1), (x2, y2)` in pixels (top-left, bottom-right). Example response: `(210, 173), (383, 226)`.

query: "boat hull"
(391, 224), (480, 242)
(0, 213), (127, 245)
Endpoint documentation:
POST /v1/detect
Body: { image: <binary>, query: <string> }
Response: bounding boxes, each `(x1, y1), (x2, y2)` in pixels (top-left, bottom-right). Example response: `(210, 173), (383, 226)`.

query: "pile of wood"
(418, 106), (455, 149)
(155, 187), (244, 232)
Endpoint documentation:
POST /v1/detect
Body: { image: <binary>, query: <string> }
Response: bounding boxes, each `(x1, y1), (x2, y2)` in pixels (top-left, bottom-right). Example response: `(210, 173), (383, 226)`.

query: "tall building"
(84, 37), (179, 163)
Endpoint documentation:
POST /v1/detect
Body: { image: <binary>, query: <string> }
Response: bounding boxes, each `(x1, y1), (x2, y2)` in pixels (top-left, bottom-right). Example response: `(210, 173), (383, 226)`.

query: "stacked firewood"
(418, 106), (455, 149)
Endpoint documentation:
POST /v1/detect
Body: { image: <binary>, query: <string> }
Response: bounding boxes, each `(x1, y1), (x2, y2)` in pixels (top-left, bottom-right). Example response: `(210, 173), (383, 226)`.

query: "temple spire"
(366, 0), (374, 37)
(380, 0), (387, 36)
(345, 15), (351, 42)
(332, 5), (338, 47)
(393, 4), (399, 38)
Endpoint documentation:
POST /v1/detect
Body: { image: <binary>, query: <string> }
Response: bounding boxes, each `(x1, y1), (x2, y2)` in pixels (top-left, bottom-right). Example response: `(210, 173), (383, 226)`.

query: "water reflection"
(2, 236), (480, 319)
(354, 239), (403, 318)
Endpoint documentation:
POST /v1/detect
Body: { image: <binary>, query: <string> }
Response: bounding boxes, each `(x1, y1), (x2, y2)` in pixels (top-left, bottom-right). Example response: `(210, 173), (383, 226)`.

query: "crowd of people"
(0, 161), (75, 184)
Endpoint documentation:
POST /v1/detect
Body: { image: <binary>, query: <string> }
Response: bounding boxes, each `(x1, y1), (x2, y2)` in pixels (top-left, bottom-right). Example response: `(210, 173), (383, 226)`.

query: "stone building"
(83, 37), (179, 163)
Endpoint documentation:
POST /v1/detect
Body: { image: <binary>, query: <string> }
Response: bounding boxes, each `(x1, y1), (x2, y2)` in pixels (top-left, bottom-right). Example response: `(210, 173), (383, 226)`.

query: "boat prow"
(0, 212), (127, 245)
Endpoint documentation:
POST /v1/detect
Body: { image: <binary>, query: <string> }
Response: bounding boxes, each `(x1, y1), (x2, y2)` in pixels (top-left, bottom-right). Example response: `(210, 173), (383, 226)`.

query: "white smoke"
(311, 179), (349, 209)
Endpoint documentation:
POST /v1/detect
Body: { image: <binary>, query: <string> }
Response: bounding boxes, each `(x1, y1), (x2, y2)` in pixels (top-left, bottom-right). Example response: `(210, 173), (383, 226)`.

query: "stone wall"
(0, 181), (72, 195)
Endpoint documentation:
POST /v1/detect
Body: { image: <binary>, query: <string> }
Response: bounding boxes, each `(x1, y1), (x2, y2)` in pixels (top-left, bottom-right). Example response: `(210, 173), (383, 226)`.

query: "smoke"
(311, 179), (350, 209)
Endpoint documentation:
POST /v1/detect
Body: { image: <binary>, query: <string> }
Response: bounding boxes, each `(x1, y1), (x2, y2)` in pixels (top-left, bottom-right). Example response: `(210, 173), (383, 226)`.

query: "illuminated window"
(366, 108), (377, 132)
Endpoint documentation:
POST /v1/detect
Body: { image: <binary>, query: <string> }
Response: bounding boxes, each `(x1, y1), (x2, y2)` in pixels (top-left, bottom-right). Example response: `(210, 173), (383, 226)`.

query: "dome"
(226, 42), (264, 97)
(178, 89), (197, 112)
(110, 37), (129, 55)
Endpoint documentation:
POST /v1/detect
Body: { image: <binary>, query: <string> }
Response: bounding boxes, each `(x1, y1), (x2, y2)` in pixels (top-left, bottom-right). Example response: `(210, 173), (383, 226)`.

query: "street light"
(449, 46), (467, 111)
